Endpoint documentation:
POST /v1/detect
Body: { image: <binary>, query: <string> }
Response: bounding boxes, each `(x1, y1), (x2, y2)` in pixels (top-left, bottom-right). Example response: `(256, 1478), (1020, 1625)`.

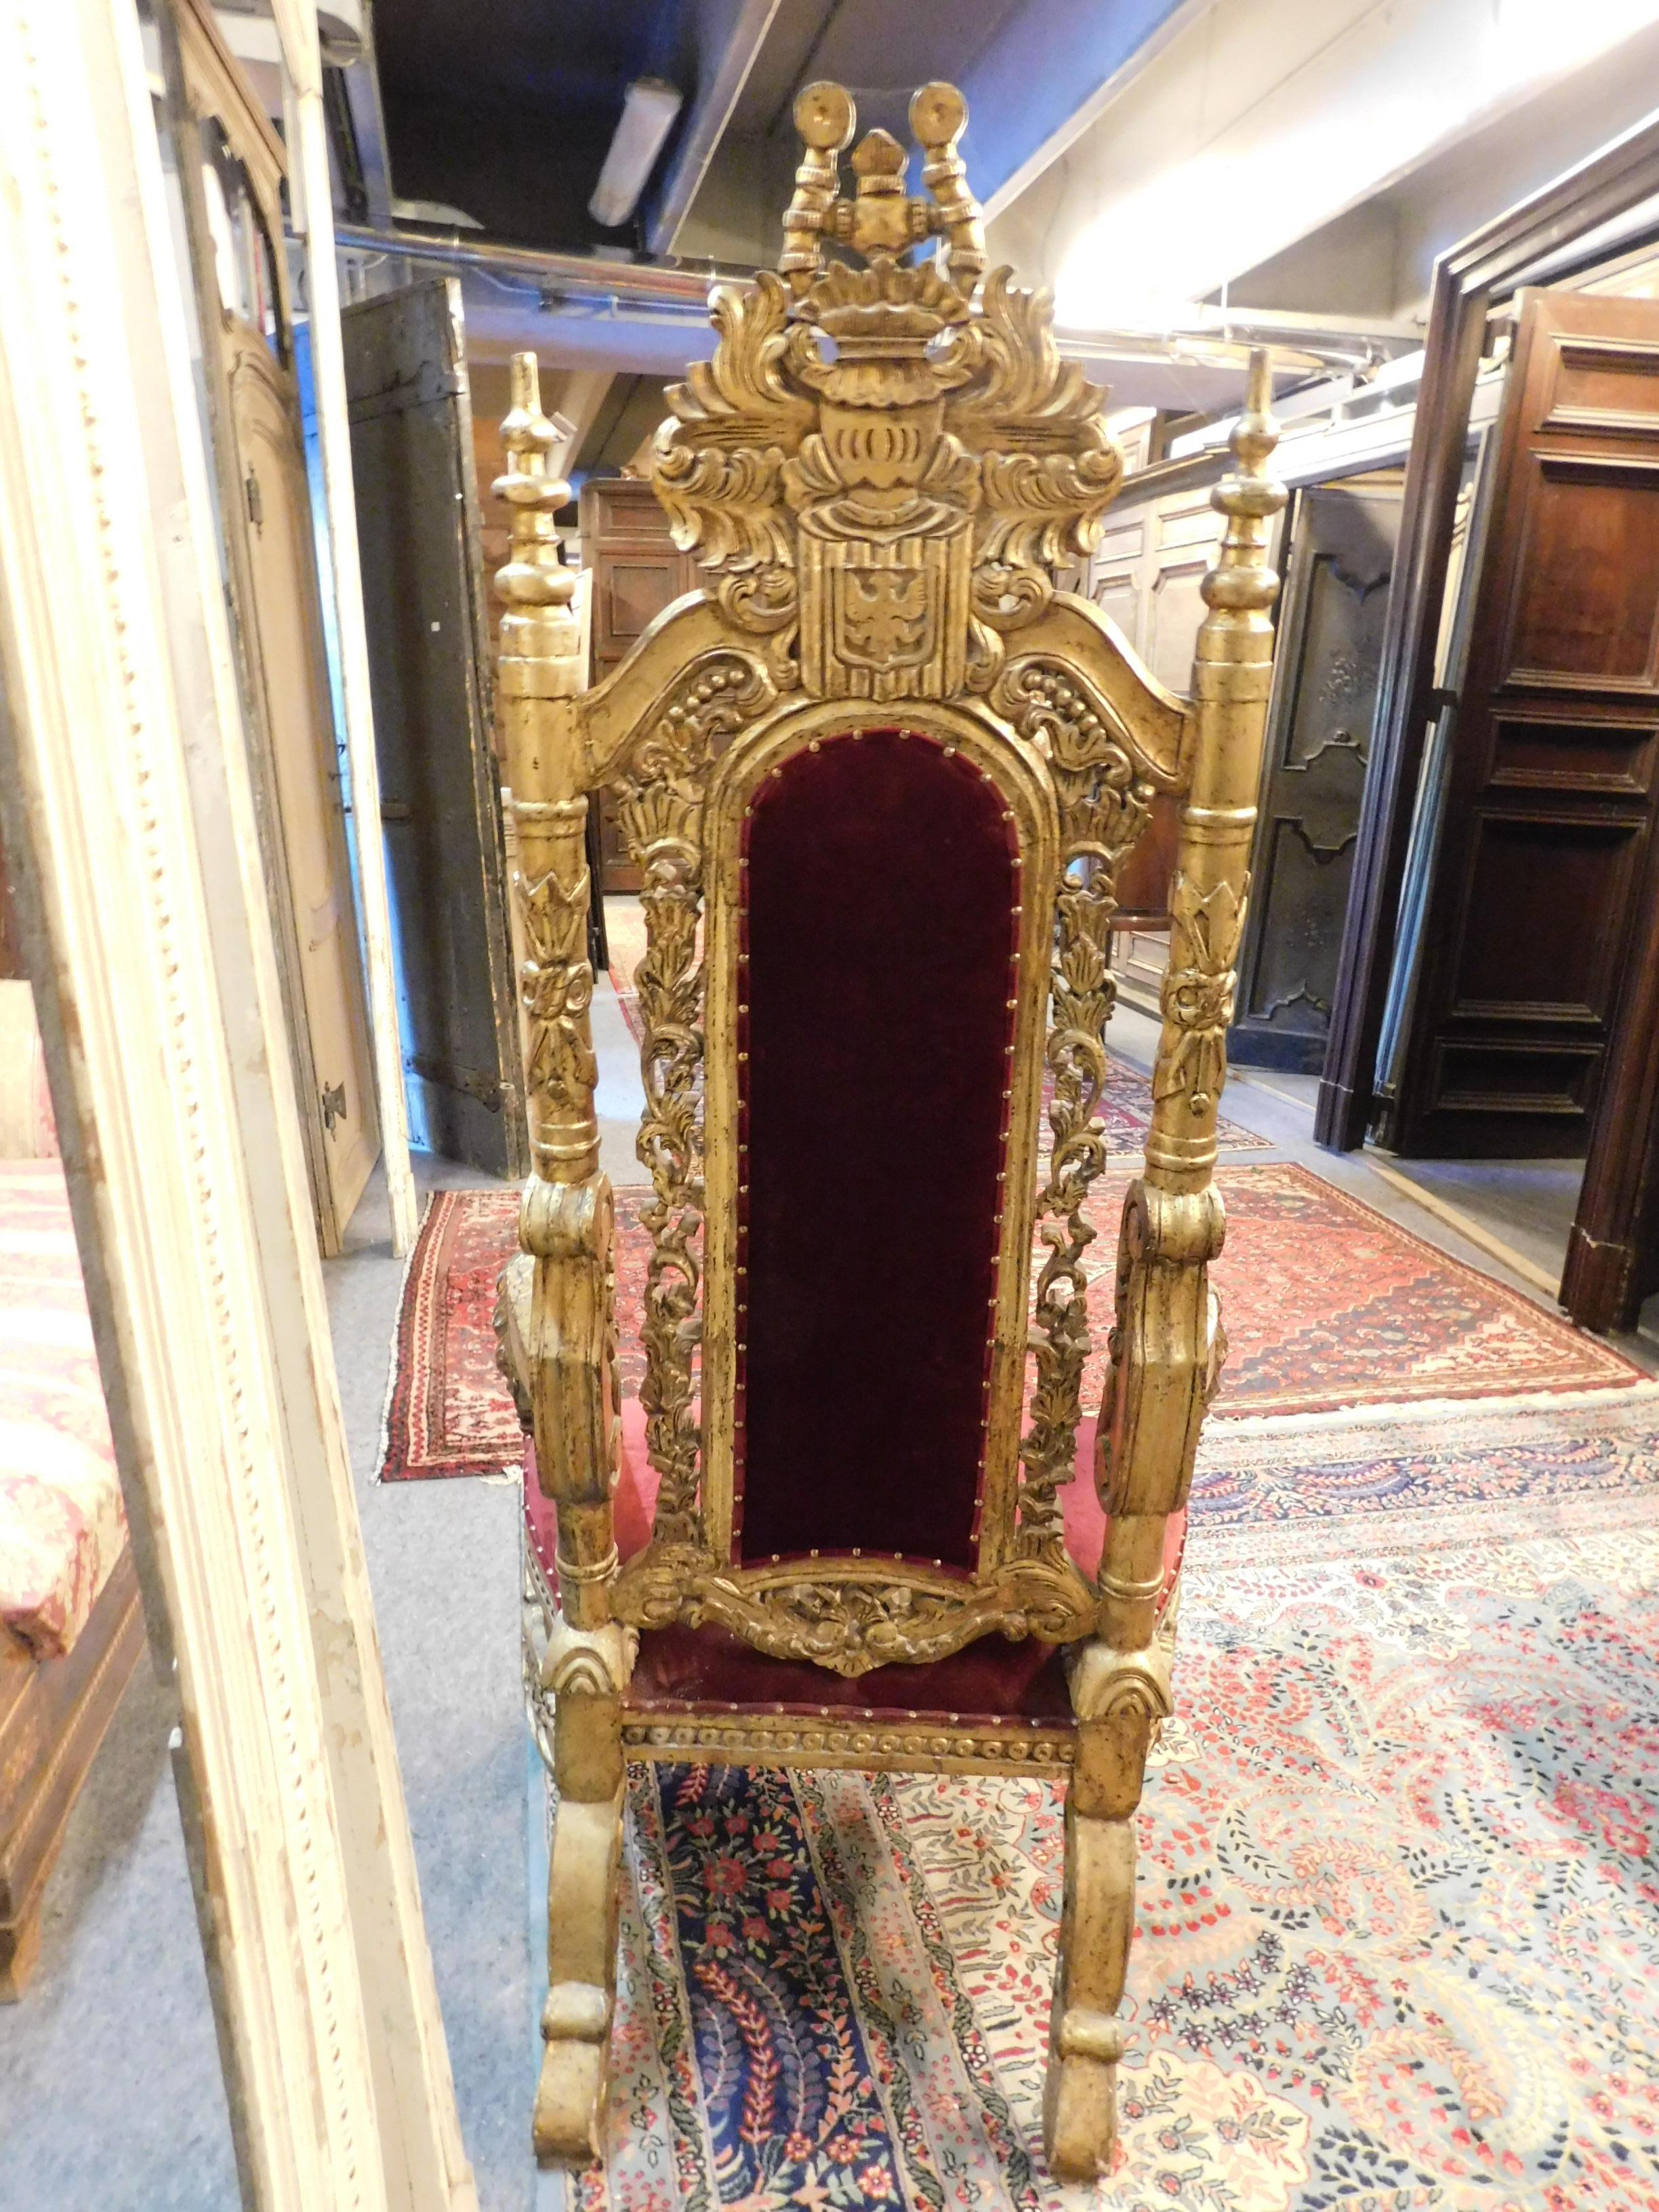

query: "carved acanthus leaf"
(948, 272), (1125, 569)
(516, 857), (598, 1119)
(653, 273), (815, 581)
(1155, 874), (1247, 1116)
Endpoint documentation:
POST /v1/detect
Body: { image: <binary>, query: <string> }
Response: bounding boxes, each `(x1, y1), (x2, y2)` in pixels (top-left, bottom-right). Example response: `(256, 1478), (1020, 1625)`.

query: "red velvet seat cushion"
(628, 1617), (1077, 1726)
(522, 1401), (1185, 1725)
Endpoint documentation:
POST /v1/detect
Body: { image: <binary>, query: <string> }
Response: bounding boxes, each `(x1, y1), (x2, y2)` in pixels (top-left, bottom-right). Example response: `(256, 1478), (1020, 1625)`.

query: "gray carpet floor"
(0, 1143), (545, 2212)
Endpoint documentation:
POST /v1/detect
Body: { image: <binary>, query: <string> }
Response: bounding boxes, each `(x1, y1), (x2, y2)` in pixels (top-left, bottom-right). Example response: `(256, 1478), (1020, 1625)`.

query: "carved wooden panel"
(227, 324), (379, 1233)
(166, 29), (377, 1253)
(1487, 709), (1658, 794)
(1502, 457), (1659, 689)
(1231, 477), (1402, 1072)
(1395, 288), (1659, 1157)
(1542, 337), (1659, 434)
(1452, 813), (1641, 1020)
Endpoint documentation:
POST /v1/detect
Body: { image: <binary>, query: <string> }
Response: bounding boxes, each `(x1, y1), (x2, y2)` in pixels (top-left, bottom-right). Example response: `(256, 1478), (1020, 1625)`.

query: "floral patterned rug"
(571, 1402), (1659, 2211)
(376, 1169), (1643, 1478)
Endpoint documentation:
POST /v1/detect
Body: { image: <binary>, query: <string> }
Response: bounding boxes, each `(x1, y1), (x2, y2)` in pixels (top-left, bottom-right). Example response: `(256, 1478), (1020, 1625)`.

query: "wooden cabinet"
(1394, 290), (1659, 1160)
(580, 476), (699, 893)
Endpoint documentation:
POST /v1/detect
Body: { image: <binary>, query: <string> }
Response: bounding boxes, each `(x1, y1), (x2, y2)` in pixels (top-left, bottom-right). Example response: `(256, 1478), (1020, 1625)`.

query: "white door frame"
(0, 1), (473, 2203)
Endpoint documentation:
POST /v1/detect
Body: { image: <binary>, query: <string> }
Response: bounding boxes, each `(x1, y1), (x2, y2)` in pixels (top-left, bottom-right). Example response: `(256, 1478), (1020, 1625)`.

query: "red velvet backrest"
(732, 729), (1019, 1568)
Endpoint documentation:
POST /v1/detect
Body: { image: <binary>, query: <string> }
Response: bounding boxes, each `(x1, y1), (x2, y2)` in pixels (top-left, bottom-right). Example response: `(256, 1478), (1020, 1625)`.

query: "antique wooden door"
(581, 476), (700, 893)
(227, 321), (380, 1227)
(164, 0), (378, 1252)
(342, 281), (527, 1178)
(1393, 289), (1659, 1159)
(1231, 476), (1404, 1072)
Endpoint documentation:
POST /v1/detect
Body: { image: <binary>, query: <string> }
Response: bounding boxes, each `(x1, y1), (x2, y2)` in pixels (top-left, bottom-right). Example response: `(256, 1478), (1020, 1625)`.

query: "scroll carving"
(615, 1553), (1096, 1679)
(994, 660), (1155, 1553)
(609, 655), (774, 1544)
(1155, 873), (1247, 1118)
(516, 812), (600, 1152)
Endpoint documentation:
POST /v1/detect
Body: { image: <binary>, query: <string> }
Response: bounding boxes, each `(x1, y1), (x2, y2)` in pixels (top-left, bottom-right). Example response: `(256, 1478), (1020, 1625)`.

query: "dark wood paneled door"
(581, 476), (700, 893)
(1231, 478), (1403, 1071)
(1393, 289), (1659, 1159)
(343, 279), (527, 1177)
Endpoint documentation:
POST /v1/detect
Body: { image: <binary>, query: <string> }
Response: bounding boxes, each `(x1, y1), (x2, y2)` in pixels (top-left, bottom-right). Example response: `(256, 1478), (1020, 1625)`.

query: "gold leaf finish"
(651, 98), (1124, 707)
(493, 86), (1284, 2183)
(994, 661), (1158, 1557)
(609, 654), (775, 1544)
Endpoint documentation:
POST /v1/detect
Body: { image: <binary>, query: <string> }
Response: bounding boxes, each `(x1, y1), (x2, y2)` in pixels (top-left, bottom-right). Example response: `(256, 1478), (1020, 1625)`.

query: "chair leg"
(1044, 1662), (1162, 2182)
(533, 1620), (631, 2167)
(0, 1891), (43, 2001)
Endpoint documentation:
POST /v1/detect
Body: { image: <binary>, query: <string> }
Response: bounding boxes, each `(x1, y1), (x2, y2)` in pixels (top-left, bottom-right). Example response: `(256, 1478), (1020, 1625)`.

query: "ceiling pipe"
(333, 222), (738, 308)
(333, 225), (1418, 383)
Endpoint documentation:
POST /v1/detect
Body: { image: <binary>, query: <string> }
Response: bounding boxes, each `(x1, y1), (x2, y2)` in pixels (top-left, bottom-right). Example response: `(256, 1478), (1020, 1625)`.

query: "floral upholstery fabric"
(0, 1160), (125, 1660)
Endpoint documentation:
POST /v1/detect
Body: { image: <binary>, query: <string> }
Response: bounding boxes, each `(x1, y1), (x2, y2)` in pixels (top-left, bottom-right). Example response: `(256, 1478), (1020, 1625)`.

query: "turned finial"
(1202, 348), (1286, 617)
(911, 82), (984, 291)
(780, 83), (855, 297)
(494, 352), (575, 617)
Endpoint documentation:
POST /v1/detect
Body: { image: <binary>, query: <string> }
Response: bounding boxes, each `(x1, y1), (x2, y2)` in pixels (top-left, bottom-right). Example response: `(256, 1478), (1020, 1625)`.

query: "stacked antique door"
(342, 279), (527, 1179)
(164, 0), (378, 1253)
(1393, 290), (1659, 1160)
(1231, 476), (1404, 1072)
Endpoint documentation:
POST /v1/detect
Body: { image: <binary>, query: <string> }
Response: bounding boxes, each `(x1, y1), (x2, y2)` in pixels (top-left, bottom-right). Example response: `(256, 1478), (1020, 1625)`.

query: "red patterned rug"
(376, 1165), (1643, 1479)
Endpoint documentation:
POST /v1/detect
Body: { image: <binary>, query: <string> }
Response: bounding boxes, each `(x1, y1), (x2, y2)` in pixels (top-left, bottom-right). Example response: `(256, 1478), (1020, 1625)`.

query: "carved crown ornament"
(650, 80), (1126, 701)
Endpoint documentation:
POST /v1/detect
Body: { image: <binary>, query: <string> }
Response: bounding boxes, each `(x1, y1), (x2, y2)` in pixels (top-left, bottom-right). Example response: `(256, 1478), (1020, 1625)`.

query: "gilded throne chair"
(495, 79), (1283, 2183)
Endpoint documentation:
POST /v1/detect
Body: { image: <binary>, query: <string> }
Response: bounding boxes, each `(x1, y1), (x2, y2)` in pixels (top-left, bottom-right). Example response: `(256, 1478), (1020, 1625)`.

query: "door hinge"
(244, 467), (263, 533)
(320, 1080), (347, 1133)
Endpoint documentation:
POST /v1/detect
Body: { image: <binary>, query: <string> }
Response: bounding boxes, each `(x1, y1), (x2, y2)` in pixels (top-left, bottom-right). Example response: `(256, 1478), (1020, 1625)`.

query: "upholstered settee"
(0, 980), (144, 1996)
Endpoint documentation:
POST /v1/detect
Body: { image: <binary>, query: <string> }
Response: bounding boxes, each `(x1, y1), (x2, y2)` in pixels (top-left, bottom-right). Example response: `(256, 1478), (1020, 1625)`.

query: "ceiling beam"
(966, 0), (1206, 218)
(647, 0), (784, 254)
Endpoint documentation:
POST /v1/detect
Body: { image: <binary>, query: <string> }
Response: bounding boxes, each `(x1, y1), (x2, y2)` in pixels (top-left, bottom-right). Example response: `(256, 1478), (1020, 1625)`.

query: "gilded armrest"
(1095, 353), (1284, 1654)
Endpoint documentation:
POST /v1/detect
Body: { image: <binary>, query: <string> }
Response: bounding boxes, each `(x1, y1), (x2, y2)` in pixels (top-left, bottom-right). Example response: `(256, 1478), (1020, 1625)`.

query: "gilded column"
(495, 354), (630, 2166)
(1093, 348), (1285, 1657)
(1048, 349), (1284, 2187)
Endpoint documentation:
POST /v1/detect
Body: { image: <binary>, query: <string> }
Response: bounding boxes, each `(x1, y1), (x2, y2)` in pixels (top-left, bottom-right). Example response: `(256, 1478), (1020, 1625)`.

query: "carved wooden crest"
(651, 82), (1124, 701)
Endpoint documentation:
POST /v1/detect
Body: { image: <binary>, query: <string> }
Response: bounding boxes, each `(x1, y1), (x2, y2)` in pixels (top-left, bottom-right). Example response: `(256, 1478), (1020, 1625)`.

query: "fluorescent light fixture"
(590, 78), (683, 228)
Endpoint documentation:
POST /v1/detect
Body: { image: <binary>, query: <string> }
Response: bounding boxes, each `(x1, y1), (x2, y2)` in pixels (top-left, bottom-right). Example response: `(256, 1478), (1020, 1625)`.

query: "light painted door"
(228, 323), (378, 1236)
